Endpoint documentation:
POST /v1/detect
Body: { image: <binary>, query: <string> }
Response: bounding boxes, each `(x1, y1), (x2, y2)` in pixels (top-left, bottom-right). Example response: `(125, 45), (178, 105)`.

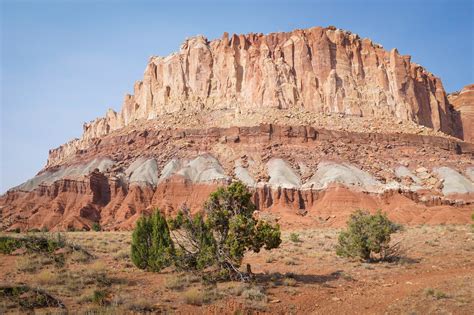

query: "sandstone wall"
(76, 27), (457, 147)
(449, 84), (474, 142)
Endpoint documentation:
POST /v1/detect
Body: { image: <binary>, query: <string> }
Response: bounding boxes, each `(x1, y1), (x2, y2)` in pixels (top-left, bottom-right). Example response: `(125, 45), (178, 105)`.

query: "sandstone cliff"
(46, 26), (463, 168)
(449, 84), (474, 143)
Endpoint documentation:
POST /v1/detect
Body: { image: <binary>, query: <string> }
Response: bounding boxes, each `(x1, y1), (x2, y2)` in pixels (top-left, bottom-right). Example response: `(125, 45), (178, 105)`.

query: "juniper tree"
(131, 210), (174, 271)
(336, 210), (401, 262)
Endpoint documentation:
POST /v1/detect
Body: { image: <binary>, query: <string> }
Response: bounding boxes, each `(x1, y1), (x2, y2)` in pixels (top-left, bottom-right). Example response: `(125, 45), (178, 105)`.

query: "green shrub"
(91, 290), (108, 306)
(171, 182), (281, 280)
(91, 223), (101, 232)
(130, 182), (282, 281)
(336, 210), (401, 262)
(0, 234), (66, 255)
(130, 211), (174, 272)
(0, 236), (22, 254)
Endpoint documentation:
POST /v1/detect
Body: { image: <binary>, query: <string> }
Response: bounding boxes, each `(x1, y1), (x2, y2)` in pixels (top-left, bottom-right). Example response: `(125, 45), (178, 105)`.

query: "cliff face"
(449, 84), (474, 143)
(47, 26), (460, 168)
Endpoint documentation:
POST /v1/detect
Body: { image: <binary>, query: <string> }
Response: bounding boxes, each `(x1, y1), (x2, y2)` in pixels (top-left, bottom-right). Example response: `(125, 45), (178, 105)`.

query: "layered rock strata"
(1, 125), (473, 231)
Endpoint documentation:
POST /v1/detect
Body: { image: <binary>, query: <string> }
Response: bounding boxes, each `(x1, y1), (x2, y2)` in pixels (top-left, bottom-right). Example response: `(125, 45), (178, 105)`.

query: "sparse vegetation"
(336, 210), (402, 262)
(283, 277), (297, 287)
(0, 285), (65, 310)
(182, 287), (218, 305)
(1, 222), (471, 313)
(91, 289), (109, 306)
(92, 222), (101, 232)
(130, 182), (282, 281)
(289, 233), (301, 243)
(425, 288), (449, 300)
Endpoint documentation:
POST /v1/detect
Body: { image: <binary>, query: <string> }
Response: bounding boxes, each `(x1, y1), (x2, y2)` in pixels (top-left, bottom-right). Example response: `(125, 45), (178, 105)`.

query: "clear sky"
(1, 0), (473, 193)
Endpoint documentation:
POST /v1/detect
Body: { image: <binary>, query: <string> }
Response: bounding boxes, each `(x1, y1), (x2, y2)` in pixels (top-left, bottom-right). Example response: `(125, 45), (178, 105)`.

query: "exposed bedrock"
(448, 84), (474, 143)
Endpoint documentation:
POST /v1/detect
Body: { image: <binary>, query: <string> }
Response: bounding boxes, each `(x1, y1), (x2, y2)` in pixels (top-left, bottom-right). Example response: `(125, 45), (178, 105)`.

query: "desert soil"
(1, 225), (473, 314)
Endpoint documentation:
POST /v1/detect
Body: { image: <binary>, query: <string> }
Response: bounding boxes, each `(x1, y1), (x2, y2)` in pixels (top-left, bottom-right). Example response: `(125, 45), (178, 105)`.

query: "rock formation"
(1, 26), (473, 231)
(448, 84), (474, 142)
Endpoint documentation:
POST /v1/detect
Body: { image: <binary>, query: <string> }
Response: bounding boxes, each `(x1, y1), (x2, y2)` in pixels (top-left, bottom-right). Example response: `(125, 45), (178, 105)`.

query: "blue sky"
(1, 0), (473, 193)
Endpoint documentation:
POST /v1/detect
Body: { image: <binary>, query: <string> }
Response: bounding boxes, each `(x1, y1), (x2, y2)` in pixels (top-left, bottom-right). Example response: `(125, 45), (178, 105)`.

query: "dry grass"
(15, 255), (51, 273)
(182, 288), (207, 305)
(1, 226), (472, 314)
(35, 270), (61, 285)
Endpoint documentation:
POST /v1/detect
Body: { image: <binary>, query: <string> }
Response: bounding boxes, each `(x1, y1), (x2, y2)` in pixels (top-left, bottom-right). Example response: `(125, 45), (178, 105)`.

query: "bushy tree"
(131, 182), (282, 280)
(168, 182), (281, 280)
(336, 210), (401, 262)
(131, 211), (174, 271)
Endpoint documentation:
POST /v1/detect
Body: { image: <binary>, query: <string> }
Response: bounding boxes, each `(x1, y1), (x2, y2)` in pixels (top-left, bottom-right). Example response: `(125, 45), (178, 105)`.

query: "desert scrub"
(91, 222), (101, 232)
(336, 210), (402, 262)
(35, 270), (61, 286)
(125, 298), (157, 312)
(283, 257), (298, 265)
(241, 286), (267, 302)
(182, 287), (217, 305)
(0, 236), (23, 254)
(131, 182), (281, 281)
(265, 255), (276, 263)
(425, 288), (448, 299)
(283, 277), (297, 287)
(91, 289), (109, 306)
(16, 255), (51, 273)
(241, 286), (268, 311)
(165, 274), (199, 290)
(85, 262), (111, 286)
(0, 285), (64, 309)
(289, 233), (302, 243)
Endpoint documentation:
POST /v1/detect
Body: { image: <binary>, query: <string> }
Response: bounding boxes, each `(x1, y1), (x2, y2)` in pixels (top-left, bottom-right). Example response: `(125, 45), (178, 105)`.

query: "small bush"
(130, 211), (174, 272)
(91, 290), (108, 306)
(289, 233), (301, 243)
(283, 277), (297, 287)
(182, 288), (211, 305)
(241, 286), (267, 302)
(70, 250), (93, 264)
(16, 255), (50, 273)
(283, 257), (298, 265)
(91, 223), (101, 232)
(425, 288), (448, 300)
(0, 236), (22, 254)
(36, 270), (60, 285)
(265, 255), (276, 263)
(164, 274), (198, 290)
(126, 299), (156, 312)
(336, 210), (401, 262)
(0, 285), (65, 309)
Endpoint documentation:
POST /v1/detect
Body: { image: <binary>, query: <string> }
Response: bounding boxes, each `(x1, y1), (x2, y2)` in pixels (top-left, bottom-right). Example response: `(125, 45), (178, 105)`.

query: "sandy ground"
(1, 225), (473, 314)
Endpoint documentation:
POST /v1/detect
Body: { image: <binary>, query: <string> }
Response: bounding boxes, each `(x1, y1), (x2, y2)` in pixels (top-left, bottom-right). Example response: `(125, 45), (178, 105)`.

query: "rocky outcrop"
(46, 26), (465, 167)
(449, 84), (474, 142)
